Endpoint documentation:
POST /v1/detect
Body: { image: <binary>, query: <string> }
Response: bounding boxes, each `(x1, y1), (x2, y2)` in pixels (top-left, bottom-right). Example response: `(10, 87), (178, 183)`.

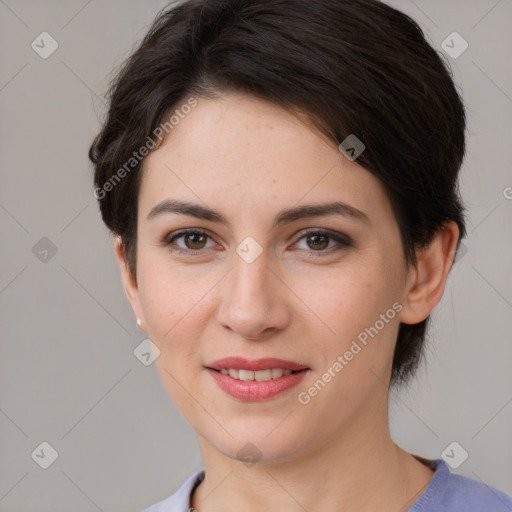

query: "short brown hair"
(89, 0), (467, 384)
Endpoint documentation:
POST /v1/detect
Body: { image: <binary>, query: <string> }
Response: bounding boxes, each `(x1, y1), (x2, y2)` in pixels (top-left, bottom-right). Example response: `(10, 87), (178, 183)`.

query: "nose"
(215, 250), (291, 340)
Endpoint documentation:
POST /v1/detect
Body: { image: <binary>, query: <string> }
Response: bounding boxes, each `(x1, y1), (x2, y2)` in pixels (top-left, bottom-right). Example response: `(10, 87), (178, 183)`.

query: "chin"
(207, 427), (306, 466)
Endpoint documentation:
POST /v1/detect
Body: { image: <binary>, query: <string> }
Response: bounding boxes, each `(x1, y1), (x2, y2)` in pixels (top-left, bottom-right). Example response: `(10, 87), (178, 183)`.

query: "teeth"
(271, 368), (284, 379)
(255, 369), (272, 381)
(239, 369), (256, 381)
(218, 368), (297, 381)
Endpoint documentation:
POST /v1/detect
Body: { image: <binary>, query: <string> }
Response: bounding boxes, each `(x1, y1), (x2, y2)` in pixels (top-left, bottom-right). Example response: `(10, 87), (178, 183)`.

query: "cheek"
(299, 266), (396, 337)
(294, 275), (399, 428)
(302, 264), (401, 384)
(139, 263), (207, 410)
(136, 255), (206, 353)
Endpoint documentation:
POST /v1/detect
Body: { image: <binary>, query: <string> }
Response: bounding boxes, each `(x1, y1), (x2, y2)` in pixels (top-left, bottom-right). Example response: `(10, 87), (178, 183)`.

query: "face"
(117, 92), (429, 465)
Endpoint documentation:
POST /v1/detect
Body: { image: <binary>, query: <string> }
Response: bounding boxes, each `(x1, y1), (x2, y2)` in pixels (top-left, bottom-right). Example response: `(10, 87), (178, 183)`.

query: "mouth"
(206, 356), (309, 372)
(207, 367), (304, 381)
(204, 357), (310, 401)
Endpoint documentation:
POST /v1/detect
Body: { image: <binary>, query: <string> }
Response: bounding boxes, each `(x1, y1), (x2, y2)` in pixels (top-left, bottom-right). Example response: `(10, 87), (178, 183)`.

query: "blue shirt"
(141, 458), (512, 511)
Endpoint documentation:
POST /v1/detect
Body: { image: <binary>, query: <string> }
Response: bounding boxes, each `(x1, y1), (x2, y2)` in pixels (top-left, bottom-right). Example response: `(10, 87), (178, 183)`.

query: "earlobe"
(136, 318), (147, 332)
(399, 221), (460, 325)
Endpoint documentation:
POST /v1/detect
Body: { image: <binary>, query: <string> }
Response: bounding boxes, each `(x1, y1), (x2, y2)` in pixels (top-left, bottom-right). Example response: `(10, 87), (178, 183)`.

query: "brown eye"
(294, 229), (352, 255)
(183, 233), (208, 250)
(305, 233), (330, 251)
(164, 229), (216, 254)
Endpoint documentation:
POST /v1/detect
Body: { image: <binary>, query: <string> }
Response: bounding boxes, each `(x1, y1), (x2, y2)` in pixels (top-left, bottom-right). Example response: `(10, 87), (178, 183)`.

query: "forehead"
(138, 93), (392, 226)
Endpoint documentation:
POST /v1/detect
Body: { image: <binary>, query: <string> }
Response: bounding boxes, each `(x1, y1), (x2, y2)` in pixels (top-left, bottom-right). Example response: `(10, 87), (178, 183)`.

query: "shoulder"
(140, 469), (205, 512)
(410, 459), (512, 512)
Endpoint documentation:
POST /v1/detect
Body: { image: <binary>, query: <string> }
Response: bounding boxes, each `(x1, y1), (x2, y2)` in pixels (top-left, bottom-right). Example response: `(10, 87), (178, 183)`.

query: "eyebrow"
(146, 199), (371, 228)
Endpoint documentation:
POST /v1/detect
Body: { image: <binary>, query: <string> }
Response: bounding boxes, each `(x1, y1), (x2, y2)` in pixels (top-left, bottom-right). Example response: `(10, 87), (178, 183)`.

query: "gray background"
(0, 0), (511, 510)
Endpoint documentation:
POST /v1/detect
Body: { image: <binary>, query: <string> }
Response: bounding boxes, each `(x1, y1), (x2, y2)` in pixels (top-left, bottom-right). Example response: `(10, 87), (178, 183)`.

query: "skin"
(115, 92), (459, 511)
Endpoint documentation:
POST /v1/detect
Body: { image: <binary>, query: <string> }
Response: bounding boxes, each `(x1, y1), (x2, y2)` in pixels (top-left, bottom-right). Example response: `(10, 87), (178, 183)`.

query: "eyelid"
(294, 227), (352, 242)
(162, 228), (219, 253)
(162, 227), (353, 256)
(165, 227), (213, 241)
(291, 228), (353, 251)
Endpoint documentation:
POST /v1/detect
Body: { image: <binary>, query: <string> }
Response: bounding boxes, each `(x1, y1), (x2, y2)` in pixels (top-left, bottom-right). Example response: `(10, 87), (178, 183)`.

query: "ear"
(114, 236), (147, 332)
(399, 221), (460, 324)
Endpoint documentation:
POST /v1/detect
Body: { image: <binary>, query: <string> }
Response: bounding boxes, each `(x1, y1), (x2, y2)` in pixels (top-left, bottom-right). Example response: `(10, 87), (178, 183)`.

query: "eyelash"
(162, 228), (353, 257)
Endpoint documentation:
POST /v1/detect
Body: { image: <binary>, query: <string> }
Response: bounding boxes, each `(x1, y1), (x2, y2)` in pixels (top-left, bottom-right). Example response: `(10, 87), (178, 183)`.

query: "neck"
(190, 402), (434, 512)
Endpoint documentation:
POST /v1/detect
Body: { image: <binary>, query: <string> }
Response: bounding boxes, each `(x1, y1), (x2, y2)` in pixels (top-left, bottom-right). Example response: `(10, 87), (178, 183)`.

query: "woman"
(89, 0), (512, 510)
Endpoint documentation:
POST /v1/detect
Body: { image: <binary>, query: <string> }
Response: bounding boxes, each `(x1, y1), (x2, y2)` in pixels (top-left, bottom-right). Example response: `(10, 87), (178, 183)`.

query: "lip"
(206, 368), (309, 401)
(205, 357), (310, 402)
(206, 357), (309, 372)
